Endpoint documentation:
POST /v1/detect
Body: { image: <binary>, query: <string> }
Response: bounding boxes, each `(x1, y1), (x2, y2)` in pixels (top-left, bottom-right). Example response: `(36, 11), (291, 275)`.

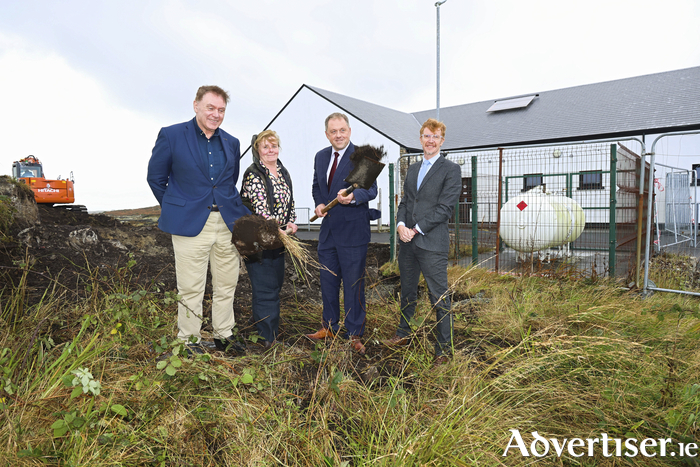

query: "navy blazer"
(312, 142), (378, 247)
(147, 118), (250, 237)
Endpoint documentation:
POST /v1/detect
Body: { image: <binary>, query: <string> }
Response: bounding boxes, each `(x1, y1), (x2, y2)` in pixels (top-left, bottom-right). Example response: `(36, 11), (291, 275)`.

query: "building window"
(579, 171), (603, 190)
(692, 164), (700, 186)
(522, 173), (543, 192)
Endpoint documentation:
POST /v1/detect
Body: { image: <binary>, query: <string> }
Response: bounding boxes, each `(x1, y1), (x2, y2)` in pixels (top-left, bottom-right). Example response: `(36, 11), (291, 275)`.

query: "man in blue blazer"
(147, 85), (250, 356)
(383, 118), (461, 365)
(307, 113), (378, 354)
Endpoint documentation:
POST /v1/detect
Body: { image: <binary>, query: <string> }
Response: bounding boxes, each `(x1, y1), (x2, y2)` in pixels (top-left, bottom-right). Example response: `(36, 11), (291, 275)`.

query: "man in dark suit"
(383, 118), (461, 364)
(147, 85), (250, 356)
(306, 112), (378, 354)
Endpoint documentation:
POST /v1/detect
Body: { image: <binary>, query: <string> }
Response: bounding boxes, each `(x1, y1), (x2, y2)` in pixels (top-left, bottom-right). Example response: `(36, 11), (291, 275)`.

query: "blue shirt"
(194, 120), (225, 204)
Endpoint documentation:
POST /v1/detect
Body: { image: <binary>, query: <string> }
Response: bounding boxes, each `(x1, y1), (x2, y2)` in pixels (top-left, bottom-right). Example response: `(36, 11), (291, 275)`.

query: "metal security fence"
(393, 139), (652, 280)
(654, 163), (696, 249)
(641, 131), (700, 297)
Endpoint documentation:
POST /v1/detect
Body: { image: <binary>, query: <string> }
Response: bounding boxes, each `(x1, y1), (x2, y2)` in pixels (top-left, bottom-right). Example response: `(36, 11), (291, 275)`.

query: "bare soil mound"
(1, 205), (392, 343)
(2, 205), (175, 301)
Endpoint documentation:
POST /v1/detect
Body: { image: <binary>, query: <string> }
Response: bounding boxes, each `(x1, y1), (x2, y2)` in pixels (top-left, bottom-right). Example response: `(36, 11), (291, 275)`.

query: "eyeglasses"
(421, 134), (443, 140)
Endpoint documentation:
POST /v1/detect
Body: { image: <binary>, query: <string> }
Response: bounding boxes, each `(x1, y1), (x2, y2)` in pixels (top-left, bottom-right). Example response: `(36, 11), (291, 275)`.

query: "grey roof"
(307, 66), (700, 153)
(304, 85), (422, 148)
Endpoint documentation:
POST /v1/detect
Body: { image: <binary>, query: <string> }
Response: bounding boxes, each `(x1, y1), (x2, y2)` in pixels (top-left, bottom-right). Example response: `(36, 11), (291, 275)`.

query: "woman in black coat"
(240, 130), (297, 348)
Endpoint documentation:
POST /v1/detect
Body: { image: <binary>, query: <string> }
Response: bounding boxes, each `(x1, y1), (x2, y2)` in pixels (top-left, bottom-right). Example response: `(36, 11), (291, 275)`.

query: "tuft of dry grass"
(279, 233), (326, 284)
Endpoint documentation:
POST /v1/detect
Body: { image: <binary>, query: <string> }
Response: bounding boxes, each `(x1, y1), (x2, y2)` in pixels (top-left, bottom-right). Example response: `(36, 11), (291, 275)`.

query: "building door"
(460, 177), (472, 224)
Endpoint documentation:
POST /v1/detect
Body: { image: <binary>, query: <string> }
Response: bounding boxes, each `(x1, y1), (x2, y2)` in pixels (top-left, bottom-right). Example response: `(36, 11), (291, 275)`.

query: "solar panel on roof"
(487, 95), (537, 112)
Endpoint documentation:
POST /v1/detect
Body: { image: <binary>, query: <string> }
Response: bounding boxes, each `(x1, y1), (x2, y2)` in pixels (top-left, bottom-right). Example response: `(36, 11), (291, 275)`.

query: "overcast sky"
(1, 0), (699, 211)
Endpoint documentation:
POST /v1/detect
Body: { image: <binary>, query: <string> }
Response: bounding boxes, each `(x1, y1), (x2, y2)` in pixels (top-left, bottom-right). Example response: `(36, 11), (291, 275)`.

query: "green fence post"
(472, 156), (478, 266)
(609, 145), (617, 276)
(389, 162), (395, 262)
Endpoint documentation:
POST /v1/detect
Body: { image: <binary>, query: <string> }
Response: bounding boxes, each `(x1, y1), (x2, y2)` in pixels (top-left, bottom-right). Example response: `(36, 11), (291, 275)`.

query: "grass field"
(1, 253), (699, 466)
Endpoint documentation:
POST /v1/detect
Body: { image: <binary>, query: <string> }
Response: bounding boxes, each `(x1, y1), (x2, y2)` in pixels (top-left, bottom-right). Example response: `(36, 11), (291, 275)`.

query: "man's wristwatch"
(412, 227), (419, 235)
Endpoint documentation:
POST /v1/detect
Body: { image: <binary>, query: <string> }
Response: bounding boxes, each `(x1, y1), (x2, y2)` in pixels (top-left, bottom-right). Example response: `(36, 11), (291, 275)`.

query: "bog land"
(1, 184), (699, 466)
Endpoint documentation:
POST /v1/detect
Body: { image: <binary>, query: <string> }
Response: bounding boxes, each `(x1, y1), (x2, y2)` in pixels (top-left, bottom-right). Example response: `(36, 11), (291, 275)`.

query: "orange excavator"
(11, 155), (87, 212)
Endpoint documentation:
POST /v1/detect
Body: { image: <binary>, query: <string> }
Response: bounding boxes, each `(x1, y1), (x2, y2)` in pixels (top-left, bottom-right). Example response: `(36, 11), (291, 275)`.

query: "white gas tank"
(499, 187), (585, 252)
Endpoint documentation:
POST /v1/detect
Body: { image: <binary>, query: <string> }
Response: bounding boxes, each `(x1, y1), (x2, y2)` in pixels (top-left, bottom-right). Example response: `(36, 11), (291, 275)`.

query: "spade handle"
(309, 184), (358, 222)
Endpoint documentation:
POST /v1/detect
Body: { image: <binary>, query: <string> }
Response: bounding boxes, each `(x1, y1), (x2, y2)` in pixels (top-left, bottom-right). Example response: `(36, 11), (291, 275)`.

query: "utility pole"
(436, 0), (447, 121)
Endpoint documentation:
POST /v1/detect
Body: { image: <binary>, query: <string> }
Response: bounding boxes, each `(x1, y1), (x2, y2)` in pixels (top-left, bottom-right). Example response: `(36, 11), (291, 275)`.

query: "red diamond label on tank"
(517, 201), (528, 211)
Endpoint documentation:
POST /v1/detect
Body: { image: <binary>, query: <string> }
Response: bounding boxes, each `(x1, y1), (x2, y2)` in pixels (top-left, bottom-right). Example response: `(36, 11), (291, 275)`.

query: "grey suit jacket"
(397, 155), (462, 253)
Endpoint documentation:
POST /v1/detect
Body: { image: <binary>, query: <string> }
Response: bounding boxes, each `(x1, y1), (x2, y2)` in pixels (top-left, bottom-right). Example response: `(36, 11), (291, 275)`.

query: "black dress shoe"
(184, 343), (207, 357)
(200, 340), (217, 350)
(214, 336), (246, 355)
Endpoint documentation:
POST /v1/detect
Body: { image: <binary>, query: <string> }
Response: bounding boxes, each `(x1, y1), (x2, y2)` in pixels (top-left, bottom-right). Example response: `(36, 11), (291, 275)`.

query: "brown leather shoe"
(433, 355), (450, 366)
(349, 336), (366, 355)
(382, 335), (410, 347)
(305, 328), (335, 341)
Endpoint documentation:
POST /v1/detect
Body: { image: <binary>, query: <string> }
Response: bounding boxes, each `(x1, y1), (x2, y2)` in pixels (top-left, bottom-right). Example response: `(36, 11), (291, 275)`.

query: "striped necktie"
(328, 151), (339, 186)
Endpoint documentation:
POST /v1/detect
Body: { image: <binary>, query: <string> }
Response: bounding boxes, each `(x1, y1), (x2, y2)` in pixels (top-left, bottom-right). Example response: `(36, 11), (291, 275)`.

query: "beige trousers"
(171, 212), (240, 343)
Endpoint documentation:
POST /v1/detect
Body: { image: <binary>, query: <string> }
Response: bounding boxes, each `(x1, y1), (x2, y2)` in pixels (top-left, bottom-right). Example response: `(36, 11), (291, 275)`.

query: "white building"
(242, 66), (700, 229)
